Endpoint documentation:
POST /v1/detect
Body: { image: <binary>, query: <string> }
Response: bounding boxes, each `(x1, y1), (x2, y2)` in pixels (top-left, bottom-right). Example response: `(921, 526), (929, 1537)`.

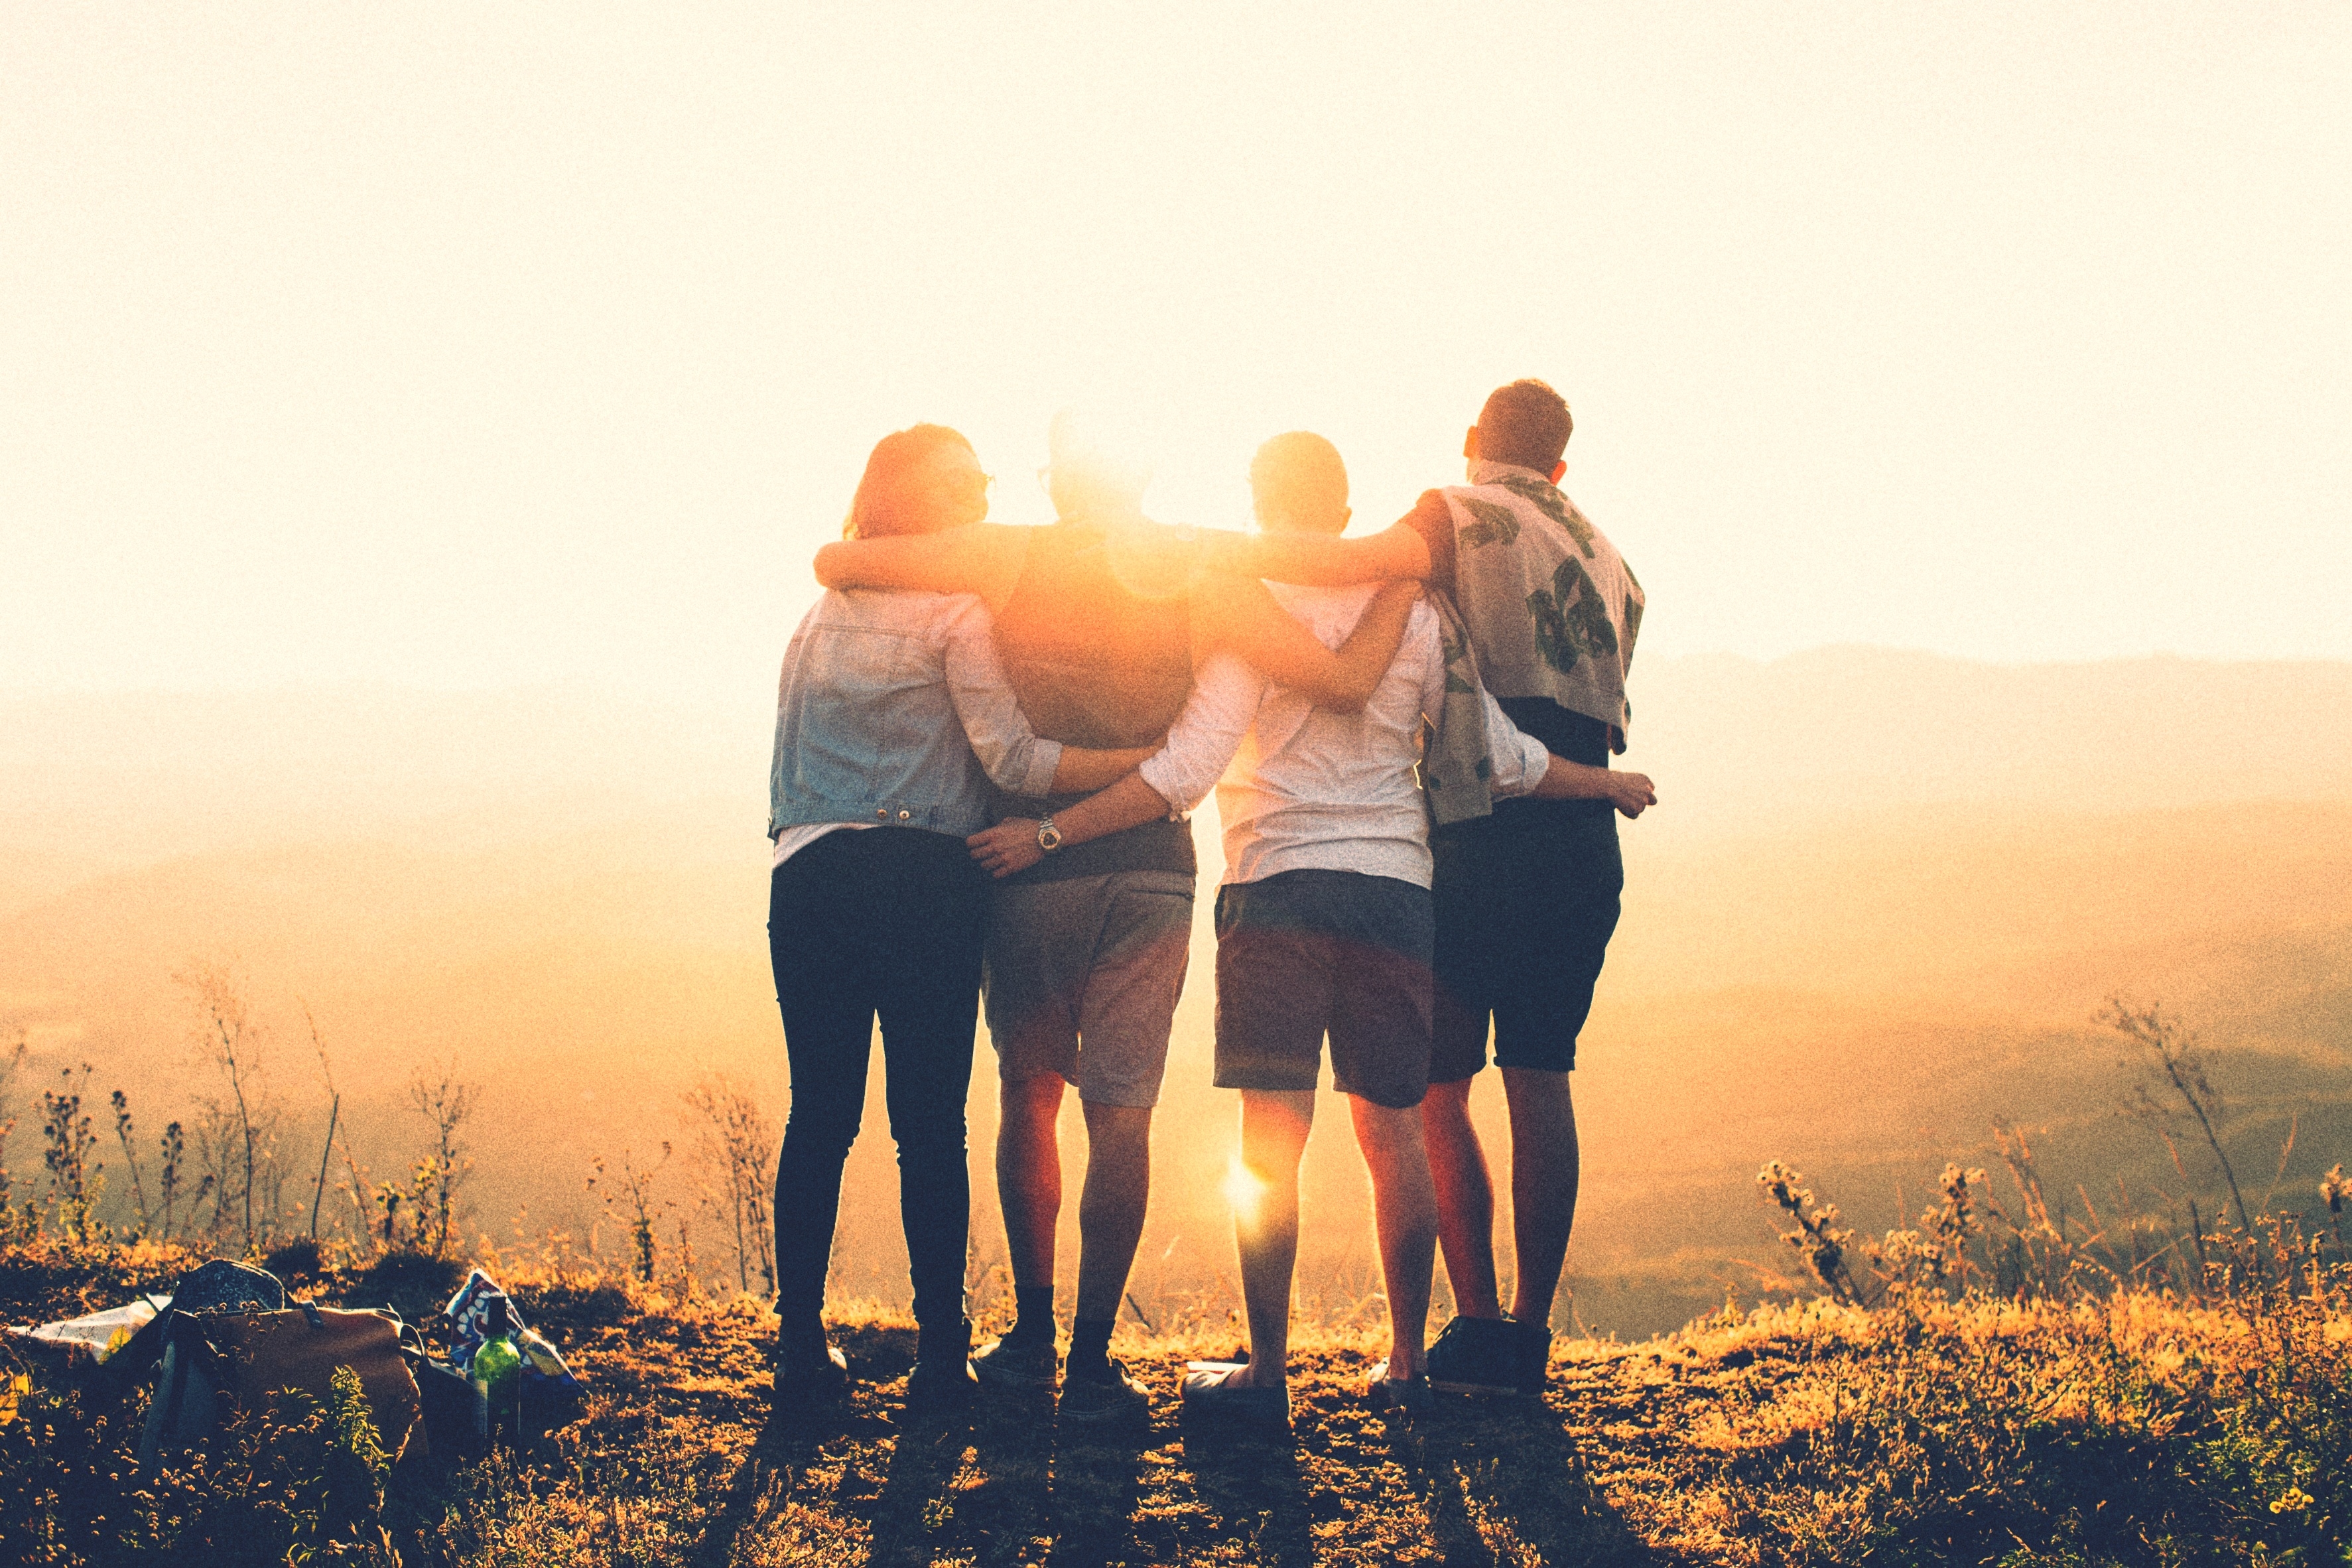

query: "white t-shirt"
(1136, 586), (1549, 890)
(770, 819), (874, 870)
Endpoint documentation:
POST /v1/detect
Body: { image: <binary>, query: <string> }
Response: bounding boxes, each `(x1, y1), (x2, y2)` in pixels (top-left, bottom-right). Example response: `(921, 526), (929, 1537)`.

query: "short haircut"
(1477, 379), (1573, 471)
(1248, 431), (1349, 534)
(844, 423), (974, 539)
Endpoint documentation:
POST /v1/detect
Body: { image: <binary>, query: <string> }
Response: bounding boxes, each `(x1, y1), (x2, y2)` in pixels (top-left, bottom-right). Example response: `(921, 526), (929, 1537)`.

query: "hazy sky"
(6, 5), (2347, 700)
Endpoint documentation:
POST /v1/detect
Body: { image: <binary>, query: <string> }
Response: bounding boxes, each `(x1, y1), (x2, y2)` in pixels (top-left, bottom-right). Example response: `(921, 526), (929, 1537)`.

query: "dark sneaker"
(971, 1335), (1061, 1391)
(1179, 1362), (1289, 1433)
(1059, 1356), (1151, 1425)
(1424, 1315), (1526, 1396)
(1366, 1358), (1433, 1417)
(1512, 1320), (1554, 1396)
(906, 1319), (977, 1408)
(772, 1332), (848, 1407)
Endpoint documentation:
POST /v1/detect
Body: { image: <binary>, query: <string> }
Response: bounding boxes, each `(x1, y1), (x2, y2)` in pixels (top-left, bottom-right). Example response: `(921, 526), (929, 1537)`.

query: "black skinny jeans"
(769, 826), (988, 1333)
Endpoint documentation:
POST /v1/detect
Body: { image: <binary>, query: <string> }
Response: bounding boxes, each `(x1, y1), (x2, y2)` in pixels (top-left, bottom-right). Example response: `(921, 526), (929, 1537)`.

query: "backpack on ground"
(98, 1259), (426, 1466)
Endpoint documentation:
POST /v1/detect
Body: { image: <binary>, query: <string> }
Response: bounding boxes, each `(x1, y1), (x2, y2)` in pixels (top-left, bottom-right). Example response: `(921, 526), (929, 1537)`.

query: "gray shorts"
(1211, 869), (1435, 1110)
(983, 870), (1195, 1108)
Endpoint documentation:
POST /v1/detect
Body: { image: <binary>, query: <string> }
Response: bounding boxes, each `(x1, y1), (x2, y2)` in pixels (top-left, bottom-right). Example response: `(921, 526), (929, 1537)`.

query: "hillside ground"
(4, 1242), (2349, 1567)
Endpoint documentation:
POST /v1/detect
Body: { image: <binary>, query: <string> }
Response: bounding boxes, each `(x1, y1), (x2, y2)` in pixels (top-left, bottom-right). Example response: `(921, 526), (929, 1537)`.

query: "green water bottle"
(470, 1299), (523, 1437)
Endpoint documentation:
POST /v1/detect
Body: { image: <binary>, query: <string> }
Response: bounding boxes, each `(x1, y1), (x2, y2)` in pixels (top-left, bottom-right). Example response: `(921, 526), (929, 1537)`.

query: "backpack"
(103, 1259), (426, 1465)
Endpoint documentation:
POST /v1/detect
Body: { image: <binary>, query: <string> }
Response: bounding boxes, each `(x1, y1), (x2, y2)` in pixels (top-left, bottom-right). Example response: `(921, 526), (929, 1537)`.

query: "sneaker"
(772, 1330), (848, 1407)
(1424, 1315), (1527, 1396)
(1058, 1356), (1152, 1425)
(1366, 1358), (1433, 1417)
(1179, 1362), (1289, 1432)
(906, 1319), (977, 1408)
(971, 1334), (1061, 1391)
(1512, 1320), (1554, 1396)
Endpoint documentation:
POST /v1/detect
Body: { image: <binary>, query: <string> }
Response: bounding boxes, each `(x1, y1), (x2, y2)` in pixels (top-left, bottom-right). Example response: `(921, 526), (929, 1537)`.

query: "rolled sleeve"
(940, 596), (1065, 795)
(1136, 654), (1259, 813)
(1480, 688), (1554, 799)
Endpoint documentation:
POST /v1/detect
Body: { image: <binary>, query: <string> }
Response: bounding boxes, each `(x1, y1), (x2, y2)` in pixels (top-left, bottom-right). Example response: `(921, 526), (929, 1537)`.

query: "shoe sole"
(1427, 1376), (1527, 1398)
(1059, 1391), (1151, 1425)
(972, 1362), (1059, 1392)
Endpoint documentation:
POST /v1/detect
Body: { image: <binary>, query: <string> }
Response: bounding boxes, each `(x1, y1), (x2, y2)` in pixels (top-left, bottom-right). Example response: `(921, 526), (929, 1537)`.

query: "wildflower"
(2270, 1486), (2312, 1515)
(1758, 1161), (1861, 1304)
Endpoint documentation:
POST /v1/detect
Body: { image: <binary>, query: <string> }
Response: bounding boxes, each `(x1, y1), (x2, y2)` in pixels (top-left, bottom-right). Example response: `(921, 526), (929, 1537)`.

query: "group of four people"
(763, 377), (1653, 1428)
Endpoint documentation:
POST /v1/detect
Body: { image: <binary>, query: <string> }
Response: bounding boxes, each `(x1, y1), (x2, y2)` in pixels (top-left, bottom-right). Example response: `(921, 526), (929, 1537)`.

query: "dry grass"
(5, 1241), (2349, 1566)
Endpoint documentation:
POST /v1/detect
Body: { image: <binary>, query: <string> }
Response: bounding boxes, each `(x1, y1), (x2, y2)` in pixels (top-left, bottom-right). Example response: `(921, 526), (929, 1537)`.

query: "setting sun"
(1222, 1155), (1267, 1224)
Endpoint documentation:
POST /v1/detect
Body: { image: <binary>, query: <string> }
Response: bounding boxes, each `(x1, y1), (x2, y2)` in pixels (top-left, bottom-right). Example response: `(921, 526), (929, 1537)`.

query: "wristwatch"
(1035, 815), (1064, 854)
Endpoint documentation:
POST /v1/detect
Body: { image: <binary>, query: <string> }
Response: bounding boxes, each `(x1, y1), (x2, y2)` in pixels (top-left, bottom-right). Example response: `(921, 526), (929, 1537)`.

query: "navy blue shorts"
(1430, 802), (1622, 1080)
(1212, 869), (1435, 1110)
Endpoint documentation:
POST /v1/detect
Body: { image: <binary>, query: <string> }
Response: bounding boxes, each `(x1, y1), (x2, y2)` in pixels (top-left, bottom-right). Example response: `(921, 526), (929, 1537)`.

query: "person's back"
(992, 519), (1196, 749)
(987, 514), (1200, 883)
(1209, 582), (1445, 887)
(771, 588), (1059, 844)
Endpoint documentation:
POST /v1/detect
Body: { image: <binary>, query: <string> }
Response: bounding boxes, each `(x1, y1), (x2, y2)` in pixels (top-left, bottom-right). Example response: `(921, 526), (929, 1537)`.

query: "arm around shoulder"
(813, 523), (1026, 607)
(1193, 575), (1419, 713)
(1218, 520), (1431, 588)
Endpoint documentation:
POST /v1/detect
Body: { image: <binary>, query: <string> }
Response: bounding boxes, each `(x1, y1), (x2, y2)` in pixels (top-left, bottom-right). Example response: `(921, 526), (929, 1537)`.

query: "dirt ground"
(534, 1301), (1694, 1567)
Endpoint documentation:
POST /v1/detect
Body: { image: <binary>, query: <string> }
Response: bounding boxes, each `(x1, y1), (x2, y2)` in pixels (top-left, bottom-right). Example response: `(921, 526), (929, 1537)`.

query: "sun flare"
(1222, 1155), (1266, 1223)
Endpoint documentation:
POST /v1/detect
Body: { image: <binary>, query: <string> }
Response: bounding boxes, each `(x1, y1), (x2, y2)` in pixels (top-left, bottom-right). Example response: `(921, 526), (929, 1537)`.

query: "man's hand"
(1604, 771), (1658, 818)
(968, 818), (1045, 879)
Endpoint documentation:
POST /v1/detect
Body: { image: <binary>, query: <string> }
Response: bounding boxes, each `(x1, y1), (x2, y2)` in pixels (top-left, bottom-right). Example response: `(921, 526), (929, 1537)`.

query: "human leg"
(872, 851), (986, 1336)
(768, 843), (880, 1337)
(1061, 871), (1191, 1377)
(1501, 1067), (1579, 1327)
(1224, 1088), (1315, 1388)
(1072, 1099), (1151, 1325)
(1427, 824), (1508, 1324)
(1482, 814), (1616, 1339)
(994, 1074), (1067, 1304)
(1059, 1099), (1157, 1419)
(1313, 874), (1439, 1383)
(867, 833), (990, 1402)
(1349, 1094), (1439, 1380)
(980, 880), (1087, 1360)
(1421, 1077), (1502, 1320)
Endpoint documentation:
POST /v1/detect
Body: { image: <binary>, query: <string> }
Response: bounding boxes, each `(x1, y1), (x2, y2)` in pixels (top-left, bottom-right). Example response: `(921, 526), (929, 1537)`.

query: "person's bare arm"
(1203, 519), (1433, 587)
(968, 774), (1175, 878)
(813, 523), (1028, 610)
(1191, 576), (1419, 713)
(1473, 684), (1656, 818)
(1532, 759), (1657, 818)
(970, 654), (1258, 879)
(1049, 744), (1161, 793)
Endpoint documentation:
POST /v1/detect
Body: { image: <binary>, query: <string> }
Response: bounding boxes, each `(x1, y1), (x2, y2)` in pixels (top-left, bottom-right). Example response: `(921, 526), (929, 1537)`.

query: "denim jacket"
(767, 589), (1065, 841)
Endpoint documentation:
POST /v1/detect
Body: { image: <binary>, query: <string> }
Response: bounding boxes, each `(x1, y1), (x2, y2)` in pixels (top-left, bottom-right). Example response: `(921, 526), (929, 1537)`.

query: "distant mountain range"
(3, 649), (2346, 1336)
(5, 649), (2347, 876)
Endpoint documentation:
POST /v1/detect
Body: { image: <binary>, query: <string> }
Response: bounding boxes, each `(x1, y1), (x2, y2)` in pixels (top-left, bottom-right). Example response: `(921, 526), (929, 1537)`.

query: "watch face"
(1037, 820), (1063, 851)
